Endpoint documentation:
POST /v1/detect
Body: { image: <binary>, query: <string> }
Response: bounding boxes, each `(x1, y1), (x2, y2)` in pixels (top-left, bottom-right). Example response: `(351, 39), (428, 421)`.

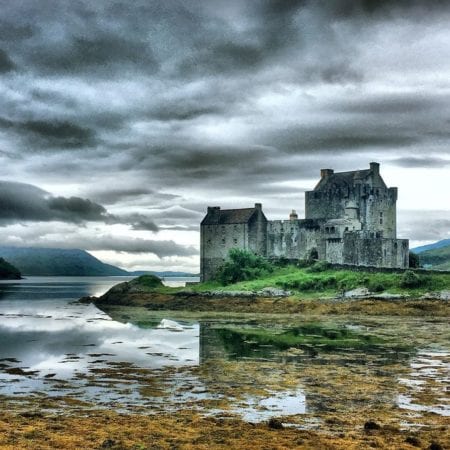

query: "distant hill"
(0, 247), (128, 276)
(0, 257), (21, 279)
(416, 243), (450, 271)
(129, 271), (199, 277)
(412, 239), (450, 254)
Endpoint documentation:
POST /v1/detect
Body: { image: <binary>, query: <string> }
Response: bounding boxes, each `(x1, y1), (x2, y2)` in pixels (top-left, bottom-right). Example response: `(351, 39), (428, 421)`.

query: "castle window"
(331, 226), (335, 233)
(233, 238), (237, 245)
(345, 227), (349, 231)
(221, 238), (226, 245)
(380, 218), (383, 225)
(207, 239), (211, 245)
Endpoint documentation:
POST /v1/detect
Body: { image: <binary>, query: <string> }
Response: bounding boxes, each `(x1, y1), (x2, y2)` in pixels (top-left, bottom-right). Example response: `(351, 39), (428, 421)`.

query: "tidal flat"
(0, 277), (449, 449)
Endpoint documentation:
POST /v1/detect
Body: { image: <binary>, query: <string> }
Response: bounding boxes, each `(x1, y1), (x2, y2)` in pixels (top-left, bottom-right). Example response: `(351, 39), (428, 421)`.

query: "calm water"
(0, 277), (448, 422)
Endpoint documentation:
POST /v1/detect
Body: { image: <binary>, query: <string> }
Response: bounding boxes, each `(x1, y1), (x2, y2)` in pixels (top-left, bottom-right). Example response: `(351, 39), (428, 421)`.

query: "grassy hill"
(0, 246), (128, 276)
(0, 257), (21, 279)
(191, 263), (450, 297)
(412, 239), (450, 254)
(418, 244), (450, 270)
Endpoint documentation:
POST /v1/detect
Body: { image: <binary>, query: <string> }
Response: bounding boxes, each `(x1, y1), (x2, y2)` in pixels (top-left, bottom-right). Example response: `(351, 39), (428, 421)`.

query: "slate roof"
(314, 169), (372, 191)
(201, 208), (258, 225)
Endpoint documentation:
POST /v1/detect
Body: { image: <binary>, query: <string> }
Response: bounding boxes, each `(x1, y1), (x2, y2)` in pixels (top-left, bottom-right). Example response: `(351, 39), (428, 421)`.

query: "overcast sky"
(0, 0), (449, 272)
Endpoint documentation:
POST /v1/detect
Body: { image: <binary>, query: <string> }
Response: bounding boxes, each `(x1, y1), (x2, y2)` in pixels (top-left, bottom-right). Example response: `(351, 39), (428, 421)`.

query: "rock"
(364, 420), (381, 430)
(422, 291), (450, 301)
(405, 436), (420, 447)
(100, 439), (117, 449)
(344, 288), (370, 298)
(372, 293), (407, 300)
(257, 287), (292, 297)
(429, 442), (443, 450)
(268, 418), (283, 429)
(79, 295), (96, 304)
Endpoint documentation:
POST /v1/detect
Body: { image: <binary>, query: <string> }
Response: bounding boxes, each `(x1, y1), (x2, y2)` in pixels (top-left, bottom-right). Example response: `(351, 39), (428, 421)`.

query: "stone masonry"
(200, 163), (409, 281)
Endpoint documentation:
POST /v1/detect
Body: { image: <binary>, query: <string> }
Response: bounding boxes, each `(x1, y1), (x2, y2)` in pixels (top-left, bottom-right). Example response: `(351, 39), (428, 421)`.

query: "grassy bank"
(85, 267), (450, 317)
(184, 264), (450, 298)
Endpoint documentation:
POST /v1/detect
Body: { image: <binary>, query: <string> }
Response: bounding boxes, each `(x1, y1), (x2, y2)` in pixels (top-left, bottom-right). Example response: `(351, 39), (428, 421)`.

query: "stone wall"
(266, 219), (324, 260)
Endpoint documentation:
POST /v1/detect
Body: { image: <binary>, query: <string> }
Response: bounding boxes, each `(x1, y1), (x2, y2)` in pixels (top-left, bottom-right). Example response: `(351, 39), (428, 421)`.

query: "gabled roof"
(314, 169), (372, 191)
(201, 207), (258, 225)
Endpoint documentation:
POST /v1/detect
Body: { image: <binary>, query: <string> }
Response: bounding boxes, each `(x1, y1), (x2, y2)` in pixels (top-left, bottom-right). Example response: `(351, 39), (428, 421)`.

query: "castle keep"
(200, 163), (409, 281)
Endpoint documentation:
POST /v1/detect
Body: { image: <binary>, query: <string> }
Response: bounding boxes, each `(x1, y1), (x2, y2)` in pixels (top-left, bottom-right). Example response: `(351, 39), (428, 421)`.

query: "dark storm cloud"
(37, 235), (198, 257)
(0, 181), (108, 224)
(0, 181), (158, 231)
(328, 0), (450, 18)
(22, 120), (96, 148)
(0, 117), (96, 149)
(88, 187), (179, 206)
(390, 157), (450, 169)
(30, 33), (159, 75)
(261, 125), (416, 154)
(0, 48), (15, 72)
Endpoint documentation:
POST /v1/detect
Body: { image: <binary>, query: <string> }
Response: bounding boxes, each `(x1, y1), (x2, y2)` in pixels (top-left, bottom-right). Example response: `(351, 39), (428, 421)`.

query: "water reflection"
(0, 277), (448, 423)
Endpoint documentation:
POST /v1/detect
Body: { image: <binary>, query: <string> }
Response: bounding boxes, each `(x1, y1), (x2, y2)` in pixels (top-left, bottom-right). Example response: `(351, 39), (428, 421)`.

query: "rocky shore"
(80, 276), (450, 317)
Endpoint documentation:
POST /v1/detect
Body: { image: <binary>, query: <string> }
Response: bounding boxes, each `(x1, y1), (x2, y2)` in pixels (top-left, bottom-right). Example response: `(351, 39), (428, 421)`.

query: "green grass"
(132, 265), (450, 298)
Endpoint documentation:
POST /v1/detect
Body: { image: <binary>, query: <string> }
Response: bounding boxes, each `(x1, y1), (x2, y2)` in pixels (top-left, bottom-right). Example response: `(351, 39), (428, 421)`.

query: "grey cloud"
(22, 120), (96, 148)
(0, 117), (97, 150)
(0, 181), (158, 231)
(0, 181), (110, 224)
(0, 21), (34, 41)
(30, 33), (159, 75)
(51, 235), (198, 257)
(390, 157), (450, 168)
(0, 48), (15, 72)
(398, 210), (450, 241)
(88, 187), (179, 206)
(328, 0), (450, 19)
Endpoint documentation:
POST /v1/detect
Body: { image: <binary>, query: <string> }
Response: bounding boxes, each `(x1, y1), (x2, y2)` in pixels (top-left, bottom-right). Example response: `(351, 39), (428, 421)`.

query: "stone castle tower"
(200, 163), (409, 281)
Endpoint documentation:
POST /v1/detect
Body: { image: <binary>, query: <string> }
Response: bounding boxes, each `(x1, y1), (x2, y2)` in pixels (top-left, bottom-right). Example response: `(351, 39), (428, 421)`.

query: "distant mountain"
(0, 257), (21, 279)
(412, 239), (450, 254)
(416, 243), (450, 271)
(0, 247), (128, 276)
(129, 271), (199, 277)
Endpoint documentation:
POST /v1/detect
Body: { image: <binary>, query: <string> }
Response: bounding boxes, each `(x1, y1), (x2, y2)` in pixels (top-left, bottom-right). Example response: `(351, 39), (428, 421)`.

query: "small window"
(345, 227), (349, 232)
(221, 238), (226, 244)
(380, 218), (383, 225)
(233, 238), (237, 245)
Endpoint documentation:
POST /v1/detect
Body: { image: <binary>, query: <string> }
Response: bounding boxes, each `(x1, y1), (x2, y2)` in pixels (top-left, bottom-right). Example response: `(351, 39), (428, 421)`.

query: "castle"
(200, 162), (409, 281)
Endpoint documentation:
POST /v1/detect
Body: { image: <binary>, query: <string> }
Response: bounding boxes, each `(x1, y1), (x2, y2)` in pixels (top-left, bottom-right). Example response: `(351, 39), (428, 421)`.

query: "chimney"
(254, 203), (262, 211)
(370, 162), (380, 174)
(289, 210), (298, 221)
(320, 169), (334, 178)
